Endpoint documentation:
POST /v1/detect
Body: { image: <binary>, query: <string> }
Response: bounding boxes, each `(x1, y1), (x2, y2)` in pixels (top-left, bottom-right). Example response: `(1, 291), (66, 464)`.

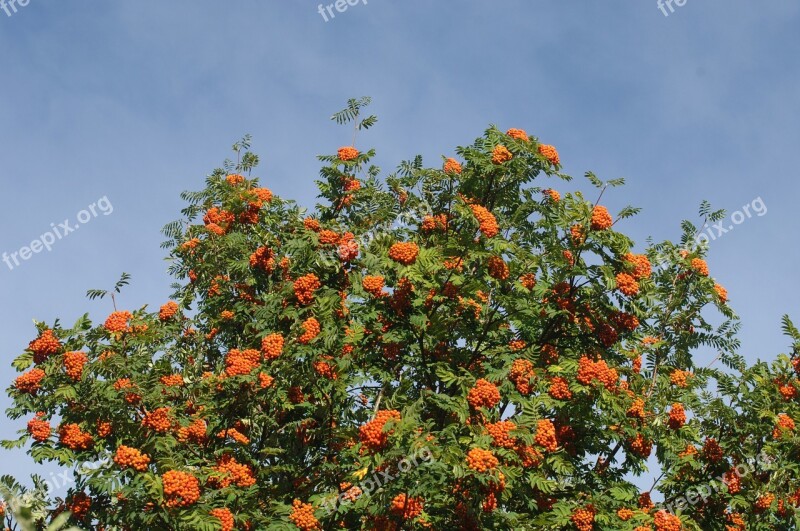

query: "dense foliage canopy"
(4, 99), (800, 530)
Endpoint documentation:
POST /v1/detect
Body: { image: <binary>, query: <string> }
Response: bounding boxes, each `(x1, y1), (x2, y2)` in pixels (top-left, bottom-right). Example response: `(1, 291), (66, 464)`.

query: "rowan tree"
(3, 98), (800, 530)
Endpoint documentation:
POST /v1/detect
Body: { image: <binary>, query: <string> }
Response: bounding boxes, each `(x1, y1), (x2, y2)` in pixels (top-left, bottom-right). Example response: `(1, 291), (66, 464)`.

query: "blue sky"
(1, 0), (798, 501)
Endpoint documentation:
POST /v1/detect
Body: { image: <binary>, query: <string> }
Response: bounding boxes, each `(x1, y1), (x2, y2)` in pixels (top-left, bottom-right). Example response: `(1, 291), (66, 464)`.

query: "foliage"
(3, 100), (799, 530)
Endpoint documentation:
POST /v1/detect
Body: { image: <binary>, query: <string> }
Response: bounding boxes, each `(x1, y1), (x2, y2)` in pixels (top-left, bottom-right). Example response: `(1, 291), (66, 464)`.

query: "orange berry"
(534, 419), (558, 452)
(469, 204), (499, 238)
(466, 448), (499, 472)
(210, 508), (235, 531)
(162, 470), (201, 507)
(114, 445), (151, 472)
(28, 329), (61, 363)
(616, 273), (640, 297)
(491, 145), (513, 164)
(64, 351), (88, 381)
(388, 242), (420, 265)
(467, 379), (501, 409)
(390, 493), (424, 519)
(443, 157), (462, 174)
(538, 144), (560, 166)
(337, 146), (359, 161)
(590, 205), (613, 230)
(15, 368), (46, 394)
(506, 128), (528, 141)
(289, 499), (320, 530)
(159, 301), (180, 321)
(27, 413), (51, 442)
(299, 317), (321, 344)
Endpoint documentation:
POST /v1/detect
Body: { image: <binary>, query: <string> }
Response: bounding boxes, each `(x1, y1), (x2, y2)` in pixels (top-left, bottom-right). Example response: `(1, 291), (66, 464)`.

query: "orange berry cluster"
(177, 418), (208, 445)
(27, 413), (51, 442)
(142, 407), (173, 433)
(624, 253), (652, 279)
(390, 493), (424, 519)
(114, 378), (142, 404)
(97, 420), (113, 438)
(58, 423), (93, 450)
(443, 157), (462, 174)
(261, 333), (284, 360)
(540, 344), (559, 365)
(15, 368), (46, 394)
(67, 492), (91, 520)
(627, 398), (646, 419)
(211, 454), (256, 488)
(723, 471), (741, 494)
(466, 448), (499, 472)
(773, 413), (795, 439)
(249, 246), (276, 272)
(313, 355), (338, 380)
(629, 433), (652, 458)
(615, 272), (640, 297)
(388, 242), (420, 265)
(159, 301), (180, 321)
(576, 356), (618, 389)
(508, 359), (535, 394)
(337, 232), (359, 262)
(225, 173), (245, 185)
(362, 275), (386, 297)
(469, 204), (499, 238)
(690, 258), (709, 276)
(224, 348), (261, 377)
(318, 229), (339, 245)
(304, 217), (321, 232)
(653, 509), (682, 531)
(467, 379), (501, 409)
(487, 256), (510, 280)
(519, 273), (536, 290)
(543, 189), (561, 202)
(571, 506), (595, 531)
(259, 372), (275, 389)
(28, 329), (61, 363)
(299, 317), (321, 344)
(491, 145), (513, 164)
(590, 205), (613, 231)
(617, 508), (634, 521)
(104, 311), (132, 333)
(217, 427), (250, 445)
(534, 419), (558, 452)
(358, 410), (401, 452)
(486, 421), (517, 449)
(294, 273), (321, 305)
(537, 144), (560, 166)
(548, 377), (572, 400)
(714, 283), (728, 303)
(668, 403), (686, 430)
(204, 206), (235, 228)
(64, 351), (88, 381)
(210, 508), (235, 531)
(114, 445), (151, 472)
(338, 146), (359, 161)
(160, 373), (184, 387)
(670, 370), (689, 388)
(506, 128), (528, 141)
(702, 437), (724, 462)
(754, 493), (775, 513)
(162, 470), (201, 507)
(289, 499), (321, 530)
(421, 213), (448, 232)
